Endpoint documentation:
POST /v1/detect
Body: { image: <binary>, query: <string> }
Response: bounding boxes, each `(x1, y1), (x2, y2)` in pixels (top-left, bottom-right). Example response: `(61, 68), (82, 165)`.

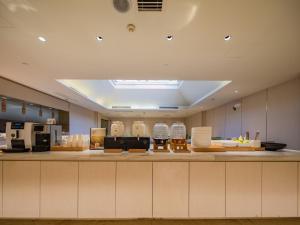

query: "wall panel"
(225, 100), (242, 139)
(242, 90), (267, 141)
(185, 112), (202, 137)
(267, 78), (300, 149)
(212, 106), (226, 138)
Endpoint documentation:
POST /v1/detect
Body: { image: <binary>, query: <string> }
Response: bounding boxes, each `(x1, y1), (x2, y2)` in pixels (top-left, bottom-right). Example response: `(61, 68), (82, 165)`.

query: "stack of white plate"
(132, 121), (146, 137)
(170, 122), (186, 139)
(153, 123), (169, 139)
(191, 127), (212, 148)
(111, 121), (125, 137)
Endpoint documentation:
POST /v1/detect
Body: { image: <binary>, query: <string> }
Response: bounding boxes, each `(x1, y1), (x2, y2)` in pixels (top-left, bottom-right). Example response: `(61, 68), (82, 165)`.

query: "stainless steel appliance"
(32, 124), (62, 152)
(4, 122), (34, 152)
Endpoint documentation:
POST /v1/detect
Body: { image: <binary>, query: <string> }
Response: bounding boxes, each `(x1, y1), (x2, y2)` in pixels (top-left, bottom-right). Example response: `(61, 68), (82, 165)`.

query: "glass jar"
(170, 122), (186, 140)
(152, 123), (169, 140)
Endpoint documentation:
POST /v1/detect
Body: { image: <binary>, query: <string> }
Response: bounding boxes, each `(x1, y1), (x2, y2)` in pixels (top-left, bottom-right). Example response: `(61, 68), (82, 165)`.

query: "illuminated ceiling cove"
(58, 80), (231, 110)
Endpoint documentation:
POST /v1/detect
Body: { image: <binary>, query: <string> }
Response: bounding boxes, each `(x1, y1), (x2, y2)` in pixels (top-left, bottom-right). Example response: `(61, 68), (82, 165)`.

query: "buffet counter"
(0, 149), (299, 219)
(0, 149), (300, 161)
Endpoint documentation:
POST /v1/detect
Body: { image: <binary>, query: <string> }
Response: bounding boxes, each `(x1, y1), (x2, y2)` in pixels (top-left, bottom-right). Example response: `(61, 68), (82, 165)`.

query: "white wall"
(69, 104), (97, 135)
(198, 76), (300, 149)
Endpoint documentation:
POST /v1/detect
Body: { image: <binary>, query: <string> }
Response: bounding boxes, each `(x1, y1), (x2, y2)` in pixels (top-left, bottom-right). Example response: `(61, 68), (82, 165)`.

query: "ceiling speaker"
(113, 0), (131, 13)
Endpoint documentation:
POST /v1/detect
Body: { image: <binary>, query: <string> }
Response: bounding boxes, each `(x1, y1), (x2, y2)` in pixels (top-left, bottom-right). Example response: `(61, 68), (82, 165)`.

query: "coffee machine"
(32, 124), (62, 152)
(5, 122), (34, 152)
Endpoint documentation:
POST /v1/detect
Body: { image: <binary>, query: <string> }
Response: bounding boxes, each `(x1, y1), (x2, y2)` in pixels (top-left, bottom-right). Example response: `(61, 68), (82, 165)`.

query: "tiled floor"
(0, 219), (300, 225)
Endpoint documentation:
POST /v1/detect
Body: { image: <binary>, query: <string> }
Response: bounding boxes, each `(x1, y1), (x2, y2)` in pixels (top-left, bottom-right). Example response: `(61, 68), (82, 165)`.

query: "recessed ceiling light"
(234, 90), (239, 93)
(166, 35), (173, 41)
(96, 36), (103, 42)
(224, 35), (231, 41)
(38, 36), (47, 42)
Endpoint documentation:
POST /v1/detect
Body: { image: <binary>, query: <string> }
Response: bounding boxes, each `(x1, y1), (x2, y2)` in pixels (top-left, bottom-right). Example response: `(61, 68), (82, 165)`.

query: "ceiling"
(0, 0), (300, 118)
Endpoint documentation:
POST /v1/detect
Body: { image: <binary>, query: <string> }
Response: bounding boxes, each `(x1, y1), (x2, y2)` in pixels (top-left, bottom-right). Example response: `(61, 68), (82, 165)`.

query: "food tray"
(189, 145), (264, 152)
(51, 146), (88, 151)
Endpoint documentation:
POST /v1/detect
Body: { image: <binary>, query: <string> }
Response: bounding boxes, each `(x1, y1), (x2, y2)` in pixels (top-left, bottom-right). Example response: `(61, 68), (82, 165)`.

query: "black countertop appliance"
(104, 137), (150, 151)
(261, 142), (287, 151)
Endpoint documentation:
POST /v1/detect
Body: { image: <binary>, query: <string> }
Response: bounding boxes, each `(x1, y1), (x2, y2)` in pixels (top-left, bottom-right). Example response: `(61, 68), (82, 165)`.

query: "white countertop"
(0, 149), (300, 161)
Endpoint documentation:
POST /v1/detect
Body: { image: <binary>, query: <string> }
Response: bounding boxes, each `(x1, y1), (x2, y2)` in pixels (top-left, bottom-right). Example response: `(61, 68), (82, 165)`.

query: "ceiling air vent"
(138, 0), (163, 11)
(159, 106), (179, 110)
(112, 106), (132, 109)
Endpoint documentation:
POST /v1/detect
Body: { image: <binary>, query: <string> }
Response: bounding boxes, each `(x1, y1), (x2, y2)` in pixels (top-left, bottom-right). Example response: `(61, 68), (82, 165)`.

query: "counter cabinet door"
(78, 162), (116, 218)
(116, 162), (152, 218)
(262, 162), (298, 217)
(299, 162), (300, 217)
(40, 161), (78, 218)
(189, 162), (225, 218)
(226, 162), (262, 217)
(0, 161), (2, 218)
(3, 161), (40, 218)
(153, 162), (189, 218)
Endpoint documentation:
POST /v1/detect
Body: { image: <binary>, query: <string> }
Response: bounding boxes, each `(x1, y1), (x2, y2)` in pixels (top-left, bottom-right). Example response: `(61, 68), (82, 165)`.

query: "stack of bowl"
(191, 127), (212, 148)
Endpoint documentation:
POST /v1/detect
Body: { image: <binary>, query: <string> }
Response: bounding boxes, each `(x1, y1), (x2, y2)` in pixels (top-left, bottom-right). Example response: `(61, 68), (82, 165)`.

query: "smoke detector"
(113, 0), (131, 13)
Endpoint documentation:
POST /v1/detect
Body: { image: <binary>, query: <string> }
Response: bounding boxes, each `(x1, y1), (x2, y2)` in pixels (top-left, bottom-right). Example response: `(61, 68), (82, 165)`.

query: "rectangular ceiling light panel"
(110, 80), (182, 89)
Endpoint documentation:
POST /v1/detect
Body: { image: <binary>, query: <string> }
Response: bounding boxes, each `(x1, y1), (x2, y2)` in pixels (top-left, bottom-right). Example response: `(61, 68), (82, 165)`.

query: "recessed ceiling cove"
(57, 79), (230, 110)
